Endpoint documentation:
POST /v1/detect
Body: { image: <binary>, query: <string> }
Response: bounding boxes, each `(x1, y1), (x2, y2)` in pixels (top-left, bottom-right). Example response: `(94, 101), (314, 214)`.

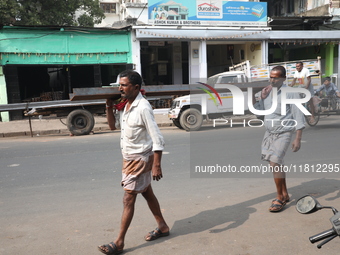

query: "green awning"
(0, 26), (132, 65)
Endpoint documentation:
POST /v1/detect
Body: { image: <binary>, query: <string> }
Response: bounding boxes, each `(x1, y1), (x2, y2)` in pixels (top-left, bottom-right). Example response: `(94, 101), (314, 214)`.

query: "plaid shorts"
(261, 131), (293, 165)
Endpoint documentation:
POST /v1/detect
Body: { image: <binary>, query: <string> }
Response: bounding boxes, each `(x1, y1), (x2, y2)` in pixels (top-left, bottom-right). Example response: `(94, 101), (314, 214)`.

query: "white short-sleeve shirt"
(120, 92), (165, 155)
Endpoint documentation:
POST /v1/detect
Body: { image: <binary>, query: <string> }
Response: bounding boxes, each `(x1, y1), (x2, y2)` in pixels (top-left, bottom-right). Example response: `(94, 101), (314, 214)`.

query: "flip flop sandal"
(145, 227), (170, 241)
(98, 242), (123, 255)
(269, 198), (286, 212)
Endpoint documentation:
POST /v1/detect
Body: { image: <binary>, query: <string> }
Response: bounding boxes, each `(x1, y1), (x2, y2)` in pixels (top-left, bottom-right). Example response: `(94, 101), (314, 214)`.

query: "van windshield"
(218, 76), (238, 84)
(206, 74), (241, 86)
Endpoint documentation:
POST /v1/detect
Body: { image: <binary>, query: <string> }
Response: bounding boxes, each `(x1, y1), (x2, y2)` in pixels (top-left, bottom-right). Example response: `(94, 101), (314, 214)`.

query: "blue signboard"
(148, 0), (267, 26)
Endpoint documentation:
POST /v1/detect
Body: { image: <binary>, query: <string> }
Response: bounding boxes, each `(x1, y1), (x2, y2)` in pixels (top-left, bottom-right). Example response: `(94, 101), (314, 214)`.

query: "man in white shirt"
(98, 70), (169, 255)
(290, 62), (316, 123)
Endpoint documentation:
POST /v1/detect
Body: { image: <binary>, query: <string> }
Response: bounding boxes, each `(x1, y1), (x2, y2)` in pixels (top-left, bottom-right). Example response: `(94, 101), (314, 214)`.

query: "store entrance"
(140, 41), (189, 85)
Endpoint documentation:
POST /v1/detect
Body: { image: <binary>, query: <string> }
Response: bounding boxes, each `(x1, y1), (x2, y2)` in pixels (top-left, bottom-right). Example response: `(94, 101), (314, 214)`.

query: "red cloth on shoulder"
(114, 89), (146, 111)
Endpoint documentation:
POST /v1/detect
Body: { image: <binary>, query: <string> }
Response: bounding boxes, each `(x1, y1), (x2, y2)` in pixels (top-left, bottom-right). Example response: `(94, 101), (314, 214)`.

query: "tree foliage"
(0, 0), (20, 25)
(1, 0), (105, 27)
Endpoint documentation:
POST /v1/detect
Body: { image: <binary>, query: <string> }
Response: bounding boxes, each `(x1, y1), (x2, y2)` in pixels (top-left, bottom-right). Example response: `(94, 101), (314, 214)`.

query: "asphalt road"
(1, 117), (340, 255)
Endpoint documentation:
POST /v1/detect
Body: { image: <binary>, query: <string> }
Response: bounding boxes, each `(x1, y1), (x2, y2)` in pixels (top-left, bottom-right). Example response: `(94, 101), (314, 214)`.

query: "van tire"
(179, 108), (203, 131)
(172, 119), (184, 129)
(67, 109), (95, 136)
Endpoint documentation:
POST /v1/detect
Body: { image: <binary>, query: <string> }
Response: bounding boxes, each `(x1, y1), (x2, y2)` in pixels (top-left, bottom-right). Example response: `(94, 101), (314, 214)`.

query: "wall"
(245, 42), (262, 66)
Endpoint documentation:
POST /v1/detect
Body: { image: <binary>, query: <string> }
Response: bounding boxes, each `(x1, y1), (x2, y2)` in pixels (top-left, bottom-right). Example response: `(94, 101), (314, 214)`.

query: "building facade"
(2, 0), (340, 121)
(118, 0), (340, 86)
(0, 26), (132, 121)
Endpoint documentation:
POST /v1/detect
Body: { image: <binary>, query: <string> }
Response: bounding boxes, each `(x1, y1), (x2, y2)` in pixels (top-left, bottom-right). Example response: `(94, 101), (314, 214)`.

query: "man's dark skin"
(99, 76), (169, 253)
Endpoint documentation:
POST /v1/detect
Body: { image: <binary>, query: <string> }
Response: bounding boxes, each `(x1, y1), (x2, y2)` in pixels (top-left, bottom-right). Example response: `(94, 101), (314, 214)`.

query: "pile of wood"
(30, 97), (41, 102)
(40, 91), (63, 101)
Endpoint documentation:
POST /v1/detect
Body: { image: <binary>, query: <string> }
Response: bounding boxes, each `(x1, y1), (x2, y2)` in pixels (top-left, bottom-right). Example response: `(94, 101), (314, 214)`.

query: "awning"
(135, 27), (340, 42)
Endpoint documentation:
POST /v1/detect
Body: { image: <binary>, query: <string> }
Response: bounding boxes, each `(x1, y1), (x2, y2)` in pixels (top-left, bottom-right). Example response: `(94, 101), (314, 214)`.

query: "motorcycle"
(296, 195), (340, 249)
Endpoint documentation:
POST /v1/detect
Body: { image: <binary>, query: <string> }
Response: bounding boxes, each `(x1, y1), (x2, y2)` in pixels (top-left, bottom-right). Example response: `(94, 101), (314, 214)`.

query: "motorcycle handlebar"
(309, 228), (336, 244)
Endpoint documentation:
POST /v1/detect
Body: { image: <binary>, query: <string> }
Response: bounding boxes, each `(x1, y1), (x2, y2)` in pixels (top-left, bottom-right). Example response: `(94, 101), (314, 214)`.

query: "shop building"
(0, 26), (132, 121)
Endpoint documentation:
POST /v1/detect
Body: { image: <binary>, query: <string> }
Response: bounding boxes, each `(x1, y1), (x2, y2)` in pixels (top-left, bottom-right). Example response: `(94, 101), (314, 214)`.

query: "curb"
(0, 122), (174, 138)
(0, 116), (256, 138)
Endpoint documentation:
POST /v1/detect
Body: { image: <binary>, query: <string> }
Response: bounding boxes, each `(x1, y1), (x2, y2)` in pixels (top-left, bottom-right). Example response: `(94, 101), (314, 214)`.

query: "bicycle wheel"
(305, 105), (320, 126)
(330, 96), (337, 110)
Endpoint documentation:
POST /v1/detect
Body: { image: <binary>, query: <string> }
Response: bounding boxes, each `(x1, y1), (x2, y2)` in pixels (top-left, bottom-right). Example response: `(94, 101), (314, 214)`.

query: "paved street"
(1, 118), (340, 255)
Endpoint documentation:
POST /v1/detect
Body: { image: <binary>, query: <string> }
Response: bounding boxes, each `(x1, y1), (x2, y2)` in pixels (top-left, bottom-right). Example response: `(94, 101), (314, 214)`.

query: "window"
(313, 0), (326, 9)
(100, 3), (117, 14)
(219, 76), (238, 84)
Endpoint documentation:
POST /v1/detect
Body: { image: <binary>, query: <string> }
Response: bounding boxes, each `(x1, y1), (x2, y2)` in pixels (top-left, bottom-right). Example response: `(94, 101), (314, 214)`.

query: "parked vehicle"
(168, 71), (261, 131)
(0, 84), (189, 136)
(0, 100), (106, 136)
(296, 195), (340, 249)
(169, 58), (322, 131)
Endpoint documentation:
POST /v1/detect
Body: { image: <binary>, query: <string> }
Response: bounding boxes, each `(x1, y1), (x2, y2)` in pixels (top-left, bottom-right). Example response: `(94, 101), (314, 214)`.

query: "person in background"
(290, 62), (316, 122)
(315, 77), (340, 98)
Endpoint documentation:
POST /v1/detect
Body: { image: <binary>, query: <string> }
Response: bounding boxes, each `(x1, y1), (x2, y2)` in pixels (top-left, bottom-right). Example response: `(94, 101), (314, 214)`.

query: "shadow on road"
(126, 178), (340, 253)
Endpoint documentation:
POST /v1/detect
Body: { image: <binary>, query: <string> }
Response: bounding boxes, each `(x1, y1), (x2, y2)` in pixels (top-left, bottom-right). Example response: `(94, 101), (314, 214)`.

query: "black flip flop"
(145, 227), (170, 241)
(269, 198), (286, 212)
(98, 242), (123, 255)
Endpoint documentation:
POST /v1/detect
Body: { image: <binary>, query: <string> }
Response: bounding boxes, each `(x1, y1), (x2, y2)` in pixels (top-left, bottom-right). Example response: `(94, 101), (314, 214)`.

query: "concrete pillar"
(172, 41), (183, 84)
(261, 40), (268, 65)
(131, 31), (142, 75)
(0, 66), (9, 122)
(189, 41), (207, 84)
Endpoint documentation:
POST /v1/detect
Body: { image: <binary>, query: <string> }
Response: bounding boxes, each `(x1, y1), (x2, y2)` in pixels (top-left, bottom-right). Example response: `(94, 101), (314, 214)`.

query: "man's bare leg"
(270, 162), (289, 211)
(142, 185), (169, 239)
(99, 191), (137, 253)
(114, 192), (137, 249)
(309, 99), (315, 122)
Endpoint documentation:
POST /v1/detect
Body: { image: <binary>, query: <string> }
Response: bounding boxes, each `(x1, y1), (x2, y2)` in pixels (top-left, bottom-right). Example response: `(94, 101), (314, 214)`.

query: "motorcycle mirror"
(296, 195), (323, 214)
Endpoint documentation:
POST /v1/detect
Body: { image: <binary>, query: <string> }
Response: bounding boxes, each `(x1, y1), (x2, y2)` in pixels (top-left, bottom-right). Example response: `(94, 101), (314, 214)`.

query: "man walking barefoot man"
(255, 66), (305, 212)
(98, 70), (169, 254)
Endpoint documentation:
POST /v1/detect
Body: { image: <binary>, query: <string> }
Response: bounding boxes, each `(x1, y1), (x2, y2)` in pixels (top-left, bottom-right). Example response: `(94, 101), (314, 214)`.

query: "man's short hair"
(296, 61), (303, 66)
(325, 76), (331, 81)
(119, 70), (143, 88)
(271, 65), (286, 77)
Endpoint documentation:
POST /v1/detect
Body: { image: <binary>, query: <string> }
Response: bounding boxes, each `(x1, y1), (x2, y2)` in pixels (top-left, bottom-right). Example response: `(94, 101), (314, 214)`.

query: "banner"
(148, 0), (267, 26)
